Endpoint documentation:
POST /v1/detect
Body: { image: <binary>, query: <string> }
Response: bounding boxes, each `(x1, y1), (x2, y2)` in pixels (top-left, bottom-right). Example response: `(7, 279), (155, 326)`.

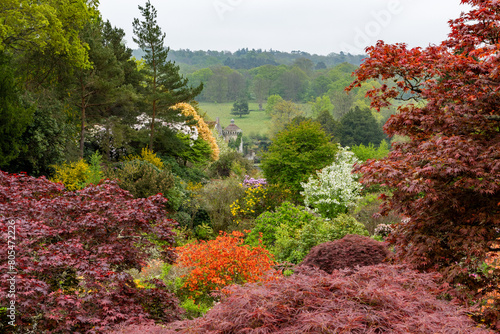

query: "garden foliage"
(245, 201), (316, 248)
(261, 120), (337, 202)
(230, 176), (291, 223)
(301, 146), (363, 218)
(111, 265), (494, 333)
(274, 213), (369, 264)
(105, 160), (183, 211)
(0, 171), (181, 333)
(347, 0), (500, 321)
(175, 231), (277, 302)
(300, 234), (390, 274)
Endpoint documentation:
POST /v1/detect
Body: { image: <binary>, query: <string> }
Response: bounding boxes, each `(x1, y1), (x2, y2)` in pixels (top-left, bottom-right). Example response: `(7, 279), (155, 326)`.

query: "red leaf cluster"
(346, 0), (500, 311)
(109, 265), (494, 333)
(0, 171), (182, 333)
(300, 234), (391, 274)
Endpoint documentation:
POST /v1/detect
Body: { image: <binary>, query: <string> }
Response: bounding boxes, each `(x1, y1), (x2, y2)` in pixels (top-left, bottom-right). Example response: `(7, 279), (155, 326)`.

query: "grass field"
(198, 102), (313, 137)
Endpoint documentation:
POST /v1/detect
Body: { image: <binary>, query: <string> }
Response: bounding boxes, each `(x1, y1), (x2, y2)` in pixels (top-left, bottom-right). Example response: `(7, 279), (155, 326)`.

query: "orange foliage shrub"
(172, 103), (219, 161)
(176, 231), (277, 298)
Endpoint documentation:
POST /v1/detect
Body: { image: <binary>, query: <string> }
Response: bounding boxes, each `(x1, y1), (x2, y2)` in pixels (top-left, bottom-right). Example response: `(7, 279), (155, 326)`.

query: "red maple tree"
(0, 172), (182, 332)
(347, 0), (500, 323)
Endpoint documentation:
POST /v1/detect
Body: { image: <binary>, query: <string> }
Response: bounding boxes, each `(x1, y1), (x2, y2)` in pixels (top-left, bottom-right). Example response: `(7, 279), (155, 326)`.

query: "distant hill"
(132, 48), (365, 71)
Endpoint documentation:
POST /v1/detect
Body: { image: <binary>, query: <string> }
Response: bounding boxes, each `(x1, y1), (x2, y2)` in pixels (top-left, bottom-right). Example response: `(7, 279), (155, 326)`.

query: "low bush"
(197, 177), (245, 232)
(274, 214), (369, 264)
(105, 160), (183, 211)
(245, 201), (316, 248)
(109, 265), (494, 333)
(175, 231), (277, 303)
(0, 171), (181, 333)
(300, 234), (390, 274)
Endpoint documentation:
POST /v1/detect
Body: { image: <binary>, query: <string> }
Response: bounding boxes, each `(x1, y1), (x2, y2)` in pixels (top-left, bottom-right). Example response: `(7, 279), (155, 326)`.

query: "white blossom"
(132, 113), (199, 140)
(301, 146), (363, 219)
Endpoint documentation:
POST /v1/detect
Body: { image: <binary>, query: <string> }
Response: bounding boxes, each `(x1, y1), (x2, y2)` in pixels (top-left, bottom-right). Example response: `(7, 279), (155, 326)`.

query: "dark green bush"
(106, 160), (184, 211)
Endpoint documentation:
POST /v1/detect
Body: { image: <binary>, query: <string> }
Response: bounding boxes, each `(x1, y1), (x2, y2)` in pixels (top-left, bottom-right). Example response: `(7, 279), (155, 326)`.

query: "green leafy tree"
(269, 100), (304, 137)
(264, 94), (284, 115)
(0, 0), (96, 69)
(132, 0), (202, 150)
(261, 120), (338, 202)
(231, 100), (250, 118)
(0, 52), (33, 167)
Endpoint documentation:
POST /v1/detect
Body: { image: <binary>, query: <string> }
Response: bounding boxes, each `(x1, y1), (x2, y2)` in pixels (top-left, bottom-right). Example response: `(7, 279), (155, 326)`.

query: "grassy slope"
(198, 102), (271, 137)
(198, 102), (313, 137)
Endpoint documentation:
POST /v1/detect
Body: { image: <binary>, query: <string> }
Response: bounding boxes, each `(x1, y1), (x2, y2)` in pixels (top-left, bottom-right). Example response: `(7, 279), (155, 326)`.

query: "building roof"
(223, 119), (242, 133)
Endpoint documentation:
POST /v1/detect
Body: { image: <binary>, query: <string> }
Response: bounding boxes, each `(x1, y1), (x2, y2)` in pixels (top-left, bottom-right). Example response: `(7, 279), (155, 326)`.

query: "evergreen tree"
(316, 109), (340, 142)
(133, 0), (203, 150)
(231, 100), (250, 118)
(339, 106), (385, 147)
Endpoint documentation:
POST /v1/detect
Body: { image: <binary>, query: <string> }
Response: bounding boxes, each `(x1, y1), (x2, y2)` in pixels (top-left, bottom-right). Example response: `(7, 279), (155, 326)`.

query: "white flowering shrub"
(301, 146), (363, 219)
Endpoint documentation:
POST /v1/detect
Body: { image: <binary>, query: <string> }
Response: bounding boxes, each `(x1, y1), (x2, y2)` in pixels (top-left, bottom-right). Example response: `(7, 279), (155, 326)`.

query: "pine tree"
(132, 0), (202, 150)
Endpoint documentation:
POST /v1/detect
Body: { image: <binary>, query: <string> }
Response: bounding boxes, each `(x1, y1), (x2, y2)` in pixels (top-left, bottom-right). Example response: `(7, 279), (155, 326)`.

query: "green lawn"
(198, 102), (313, 137)
(199, 102), (271, 137)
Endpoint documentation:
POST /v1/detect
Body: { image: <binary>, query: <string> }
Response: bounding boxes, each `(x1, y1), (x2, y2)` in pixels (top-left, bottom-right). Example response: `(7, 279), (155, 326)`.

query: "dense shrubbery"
(246, 202), (368, 263)
(300, 234), (390, 274)
(105, 160), (183, 211)
(0, 171), (181, 333)
(196, 177), (246, 232)
(245, 201), (316, 248)
(110, 265), (493, 334)
(175, 231), (277, 302)
(230, 177), (292, 225)
(50, 152), (104, 191)
(274, 214), (369, 264)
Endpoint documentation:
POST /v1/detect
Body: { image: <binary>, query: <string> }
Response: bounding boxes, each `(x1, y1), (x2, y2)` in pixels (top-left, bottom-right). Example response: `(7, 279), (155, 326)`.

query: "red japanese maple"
(347, 0), (500, 324)
(0, 171), (182, 333)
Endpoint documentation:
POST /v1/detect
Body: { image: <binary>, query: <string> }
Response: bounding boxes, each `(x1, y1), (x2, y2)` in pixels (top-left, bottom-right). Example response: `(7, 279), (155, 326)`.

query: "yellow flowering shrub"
(230, 184), (292, 223)
(125, 147), (164, 169)
(51, 159), (89, 191)
(172, 103), (219, 161)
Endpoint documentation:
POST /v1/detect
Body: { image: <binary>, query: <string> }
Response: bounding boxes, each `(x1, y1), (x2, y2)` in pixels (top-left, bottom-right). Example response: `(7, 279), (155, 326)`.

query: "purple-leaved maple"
(0, 171), (182, 333)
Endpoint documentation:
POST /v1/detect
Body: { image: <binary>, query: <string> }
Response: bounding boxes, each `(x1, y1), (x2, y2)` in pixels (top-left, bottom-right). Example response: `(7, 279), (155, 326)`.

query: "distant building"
(215, 118), (243, 153)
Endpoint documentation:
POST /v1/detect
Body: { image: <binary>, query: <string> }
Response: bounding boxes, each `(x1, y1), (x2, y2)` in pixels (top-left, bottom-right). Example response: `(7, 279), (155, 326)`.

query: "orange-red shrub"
(175, 231), (277, 298)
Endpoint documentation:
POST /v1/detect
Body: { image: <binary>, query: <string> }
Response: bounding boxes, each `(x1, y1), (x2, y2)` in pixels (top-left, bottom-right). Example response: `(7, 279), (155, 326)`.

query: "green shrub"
(274, 213), (369, 264)
(246, 201), (316, 248)
(105, 160), (183, 211)
(197, 177), (246, 233)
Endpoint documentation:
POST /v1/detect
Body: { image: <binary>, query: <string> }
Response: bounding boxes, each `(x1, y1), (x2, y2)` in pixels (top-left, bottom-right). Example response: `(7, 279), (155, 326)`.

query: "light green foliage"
(351, 140), (390, 161)
(245, 201), (316, 248)
(273, 213), (369, 264)
(0, 0), (96, 68)
(268, 100), (304, 137)
(212, 128), (233, 156)
(310, 95), (334, 118)
(176, 133), (213, 165)
(301, 147), (363, 219)
(265, 94), (284, 115)
(82, 152), (103, 187)
(261, 120), (337, 202)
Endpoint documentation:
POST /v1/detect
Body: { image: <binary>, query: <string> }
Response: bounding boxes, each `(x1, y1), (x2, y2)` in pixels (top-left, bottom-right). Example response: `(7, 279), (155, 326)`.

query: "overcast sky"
(99, 0), (470, 55)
